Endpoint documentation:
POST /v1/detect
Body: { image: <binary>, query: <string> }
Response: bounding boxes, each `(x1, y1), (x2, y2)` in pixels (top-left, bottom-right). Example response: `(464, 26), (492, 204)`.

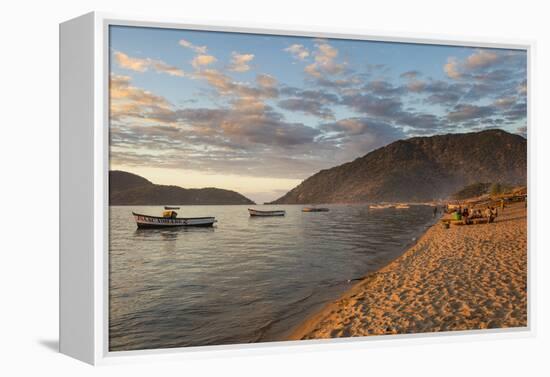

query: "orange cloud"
(304, 42), (346, 78)
(114, 51), (149, 72)
(444, 57), (462, 79)
(113, 51), (185, 77)
(192, 54), (217, 68)
(229, 52), (255, 72)
(284, 44), (310, 60)
(178, 39), (208, 54)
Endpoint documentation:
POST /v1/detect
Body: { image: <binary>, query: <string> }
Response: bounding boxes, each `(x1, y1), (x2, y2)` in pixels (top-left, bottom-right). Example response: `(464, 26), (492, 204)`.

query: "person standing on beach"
(433, 207), (438, 217)
(485, 206), (493, 224)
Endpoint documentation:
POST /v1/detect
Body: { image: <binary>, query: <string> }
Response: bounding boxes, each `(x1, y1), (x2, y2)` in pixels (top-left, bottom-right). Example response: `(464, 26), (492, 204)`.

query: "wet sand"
(289, 201), (527, 340)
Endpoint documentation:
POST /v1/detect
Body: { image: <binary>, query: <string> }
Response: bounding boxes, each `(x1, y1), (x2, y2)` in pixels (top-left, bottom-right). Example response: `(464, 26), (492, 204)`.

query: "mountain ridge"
(270, 129), (526, 204)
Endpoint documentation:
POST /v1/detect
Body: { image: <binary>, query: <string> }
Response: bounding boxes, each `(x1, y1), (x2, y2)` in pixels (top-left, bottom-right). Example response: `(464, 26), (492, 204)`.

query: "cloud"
(179, 39), (208, 54)
(192, 54), (217, 68)
(110, 74), (316, 151)
(444, 57), (462, 79)
(399, 71), (432, 93)
(150, 61), (186, 77)
(280, 86), (339, 103)
(464, 50), (500, 70)
(322, 117), (382, 136)
(406, 80), (426, 93)
(341, 93), (402, 118)
(420, 80), (465, 105)
(113, 51), (185, 77)
(256, 74), (277, 88)
(364, 80), (405, 96)
(114, 51), (149, 72)
(195, 68), (278, 100)
(109, 74), (173, 121)
(305, 42), (346, 78)
(278, 98), (335, 119)
(444, 50), (525, 82)
(502, 102), (527, 121)
(339, 88), (450, 133)
(493, 96), (516, 109)
(228, 52), (255, 72)
(447, 104), (495, 122)
(284, 44), (310, 60)
(319, 117), (406, 158)
(169, 105), (321, 147)
(400, 70), (421, 79)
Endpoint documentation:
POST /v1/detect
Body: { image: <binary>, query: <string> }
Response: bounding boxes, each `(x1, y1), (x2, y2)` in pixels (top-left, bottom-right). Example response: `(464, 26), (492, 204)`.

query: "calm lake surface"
(109, 204), (437, 351)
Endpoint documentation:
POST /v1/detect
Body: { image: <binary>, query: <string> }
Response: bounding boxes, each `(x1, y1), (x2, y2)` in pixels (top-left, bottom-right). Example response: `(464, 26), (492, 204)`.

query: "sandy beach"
(289, 201), (527, 340)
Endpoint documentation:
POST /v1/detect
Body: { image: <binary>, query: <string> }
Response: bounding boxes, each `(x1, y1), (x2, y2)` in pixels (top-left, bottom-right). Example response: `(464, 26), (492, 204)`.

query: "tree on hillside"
(452, 182), (491, 200)
(490, 182), (513, 196)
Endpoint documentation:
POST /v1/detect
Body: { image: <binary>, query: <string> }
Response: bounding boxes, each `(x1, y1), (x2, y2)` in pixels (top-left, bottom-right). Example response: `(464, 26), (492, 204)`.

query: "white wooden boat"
(133, 212), (217, 228)
(248, 208), (286, 217)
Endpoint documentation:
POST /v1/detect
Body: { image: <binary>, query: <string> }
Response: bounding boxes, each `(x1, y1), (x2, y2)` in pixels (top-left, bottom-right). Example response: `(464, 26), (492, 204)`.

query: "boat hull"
(248, 208), (285, 217)
(132, 212), (216, 228)
(302, 207), (329, 212)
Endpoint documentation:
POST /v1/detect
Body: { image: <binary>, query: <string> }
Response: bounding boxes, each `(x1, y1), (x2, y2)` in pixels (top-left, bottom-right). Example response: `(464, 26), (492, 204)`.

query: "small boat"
(395, 204), (410, 209)
(248, 208), (286, 217)
(302, 207), (329, 212)
(133, 212), (216, 229)
(369, 204), (393, 209)
(164, 206), (180, 210)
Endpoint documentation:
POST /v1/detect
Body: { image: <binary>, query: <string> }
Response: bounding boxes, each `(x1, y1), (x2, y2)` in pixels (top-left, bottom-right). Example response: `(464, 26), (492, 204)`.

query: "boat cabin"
(162, 210), (178, 219)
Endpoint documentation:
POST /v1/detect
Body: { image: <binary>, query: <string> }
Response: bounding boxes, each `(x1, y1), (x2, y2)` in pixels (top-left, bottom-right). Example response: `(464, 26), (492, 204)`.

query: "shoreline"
(288, 201), (527, 340)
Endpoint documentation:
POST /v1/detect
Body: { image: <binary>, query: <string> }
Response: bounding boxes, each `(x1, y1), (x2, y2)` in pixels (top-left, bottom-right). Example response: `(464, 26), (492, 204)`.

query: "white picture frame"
(59, 11), (535, 365)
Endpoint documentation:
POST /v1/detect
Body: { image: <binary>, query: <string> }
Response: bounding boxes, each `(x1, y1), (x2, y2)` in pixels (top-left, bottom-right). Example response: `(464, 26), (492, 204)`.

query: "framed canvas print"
(59, 12), (533, 365)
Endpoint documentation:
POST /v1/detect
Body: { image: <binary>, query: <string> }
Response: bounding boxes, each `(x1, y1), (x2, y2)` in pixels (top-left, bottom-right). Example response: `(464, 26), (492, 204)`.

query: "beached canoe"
(132, 212), (217, 229)
(302, 207), (329, 212)
(248, 208), (286, 217)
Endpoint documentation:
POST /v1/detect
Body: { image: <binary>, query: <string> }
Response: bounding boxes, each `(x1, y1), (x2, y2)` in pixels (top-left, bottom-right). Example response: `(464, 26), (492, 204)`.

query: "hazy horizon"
(109, 26), (527, 203)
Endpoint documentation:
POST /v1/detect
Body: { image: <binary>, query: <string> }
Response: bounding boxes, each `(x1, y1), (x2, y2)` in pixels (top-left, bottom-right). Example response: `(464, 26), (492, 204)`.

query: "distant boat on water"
(369, 204), (393, 209)
(164, 206), (180, 210)
(133, 211), (217, 229)
(302, 207), (329, 212)
(248, 208), (286, 217)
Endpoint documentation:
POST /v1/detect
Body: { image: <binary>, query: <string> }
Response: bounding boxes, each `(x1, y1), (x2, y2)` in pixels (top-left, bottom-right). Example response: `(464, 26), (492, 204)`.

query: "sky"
(109, 26), (527, 203)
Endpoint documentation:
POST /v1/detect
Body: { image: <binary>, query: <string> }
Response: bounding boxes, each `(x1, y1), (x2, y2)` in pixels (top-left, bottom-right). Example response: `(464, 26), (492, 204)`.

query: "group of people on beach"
(451, 205), (498, 224)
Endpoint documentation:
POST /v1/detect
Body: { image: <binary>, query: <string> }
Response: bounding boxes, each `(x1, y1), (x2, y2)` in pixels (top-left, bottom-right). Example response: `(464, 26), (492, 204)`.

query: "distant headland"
(109, 170), (255, 205)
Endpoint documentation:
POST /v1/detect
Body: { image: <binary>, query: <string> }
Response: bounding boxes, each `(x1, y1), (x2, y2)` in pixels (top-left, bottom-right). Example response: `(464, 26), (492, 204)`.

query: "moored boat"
(248, 208), (286, 217)
(302, 207), (329, 212)
(133, 212), (216, 229)
(369, 204), (393, 209)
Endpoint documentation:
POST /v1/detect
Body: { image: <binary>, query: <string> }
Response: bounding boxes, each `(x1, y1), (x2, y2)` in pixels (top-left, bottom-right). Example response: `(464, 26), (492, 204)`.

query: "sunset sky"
(109, 26), (527, 203)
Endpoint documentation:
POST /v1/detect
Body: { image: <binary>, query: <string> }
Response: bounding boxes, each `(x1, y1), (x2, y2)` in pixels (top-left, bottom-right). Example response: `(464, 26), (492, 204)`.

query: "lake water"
(109, 204), (437, 351)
